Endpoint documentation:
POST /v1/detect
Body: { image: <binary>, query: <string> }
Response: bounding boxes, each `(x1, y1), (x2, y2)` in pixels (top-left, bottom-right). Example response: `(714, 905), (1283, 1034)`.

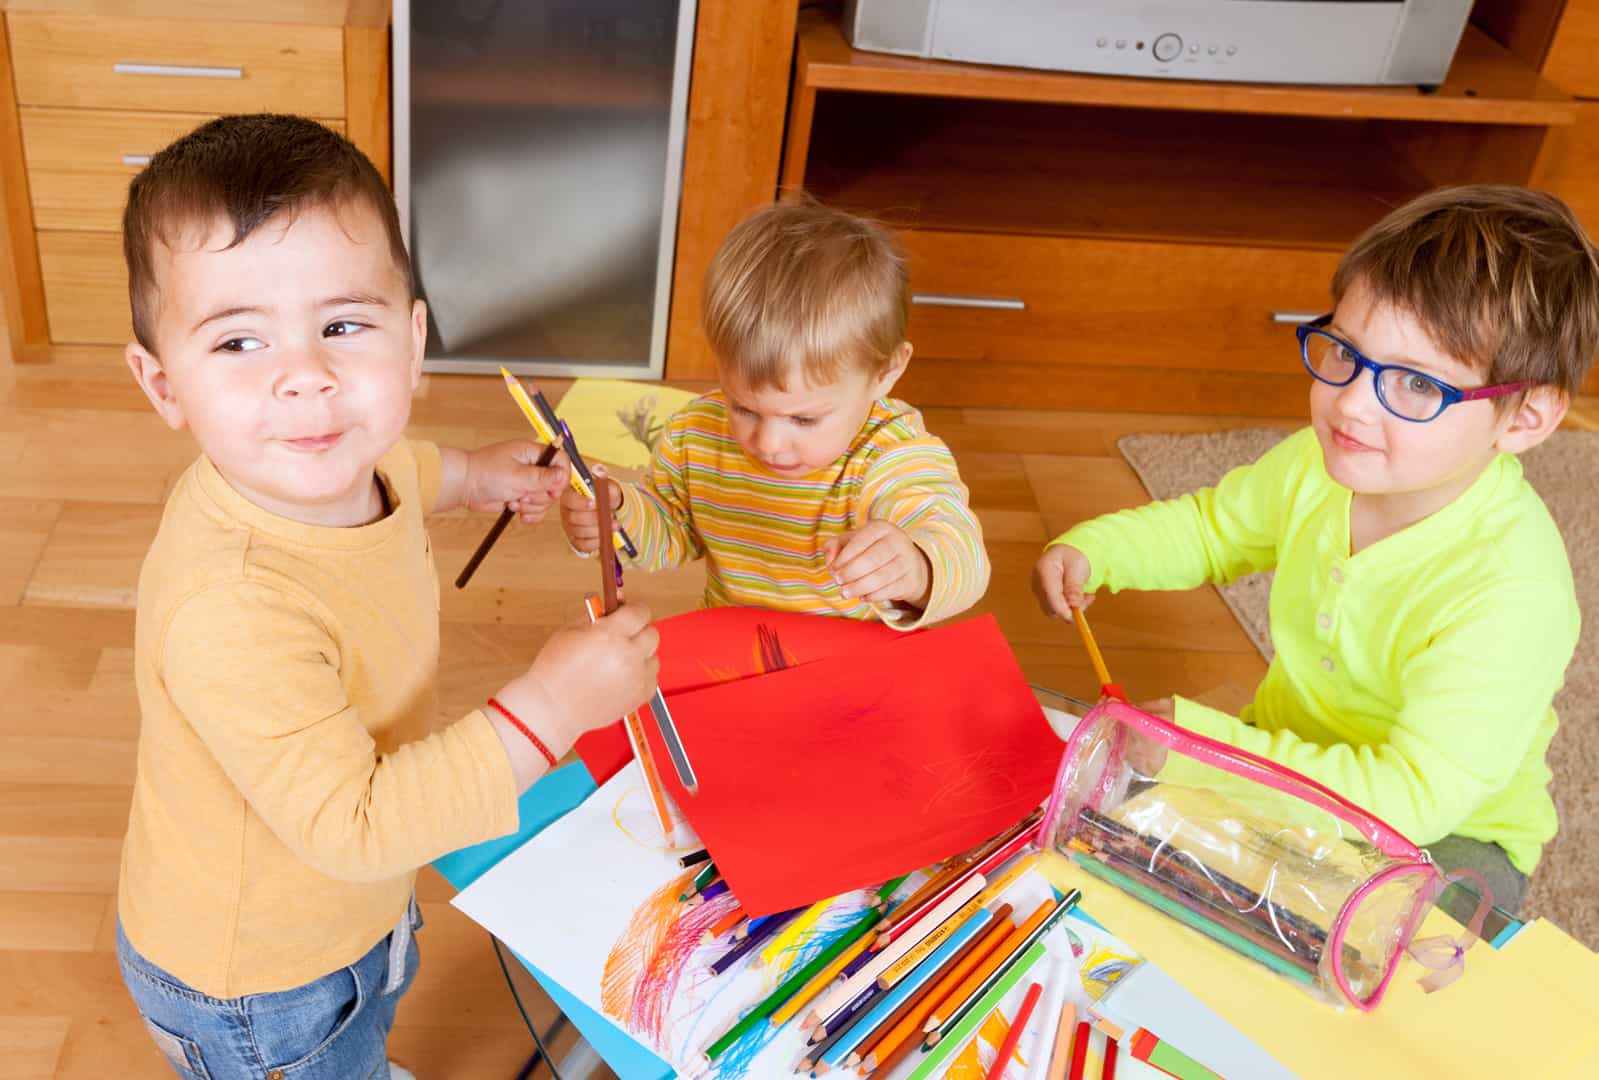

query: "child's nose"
(275, 348), (338, 398)
(1334, 368), (1378, 419)
(753, 422), (785, 457)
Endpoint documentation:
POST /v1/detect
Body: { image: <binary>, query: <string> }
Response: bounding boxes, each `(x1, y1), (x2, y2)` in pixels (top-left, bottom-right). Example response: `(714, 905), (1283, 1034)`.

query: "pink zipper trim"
(1066, 700), (1423, 859)
(1328, 861), (1434, 1010)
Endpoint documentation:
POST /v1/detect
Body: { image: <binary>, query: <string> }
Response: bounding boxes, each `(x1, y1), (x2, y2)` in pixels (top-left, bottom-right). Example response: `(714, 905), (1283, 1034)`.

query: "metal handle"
(912, 293), (1026, 311)
(121, 154), (151, 167)
(113, 62), (243, 80)
(1271, 310), (1322, 324)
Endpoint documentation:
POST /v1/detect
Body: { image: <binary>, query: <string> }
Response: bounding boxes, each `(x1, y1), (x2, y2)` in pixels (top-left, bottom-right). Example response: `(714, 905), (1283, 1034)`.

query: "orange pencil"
(857, 903), (1015, 1074)
(703, 906), (747, 944)
(923, 900), (1054, 1033)
(1045, 1002), (1077, 1080)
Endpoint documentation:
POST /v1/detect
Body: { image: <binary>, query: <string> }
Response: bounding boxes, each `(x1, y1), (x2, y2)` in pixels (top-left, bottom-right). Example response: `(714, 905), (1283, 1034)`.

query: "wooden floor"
(4, 342), (1593, 1077)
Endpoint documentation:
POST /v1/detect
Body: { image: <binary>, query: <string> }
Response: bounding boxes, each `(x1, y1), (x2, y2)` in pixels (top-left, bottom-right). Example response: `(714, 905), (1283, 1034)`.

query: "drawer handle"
(122, 154), (151, 167)
(113, 62), (243, 80)
(1271, 310), (1322, 324)
(911, 293), (1026, 311)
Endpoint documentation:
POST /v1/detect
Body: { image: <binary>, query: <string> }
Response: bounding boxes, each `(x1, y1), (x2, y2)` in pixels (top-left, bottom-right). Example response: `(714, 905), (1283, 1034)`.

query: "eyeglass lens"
(1304, 331), (1445, 421)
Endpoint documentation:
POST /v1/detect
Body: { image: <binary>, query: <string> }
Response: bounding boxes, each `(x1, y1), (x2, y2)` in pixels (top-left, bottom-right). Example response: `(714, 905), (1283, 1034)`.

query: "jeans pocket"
(249, 963), (370, 1075)
(140, 1015), (212, 1080)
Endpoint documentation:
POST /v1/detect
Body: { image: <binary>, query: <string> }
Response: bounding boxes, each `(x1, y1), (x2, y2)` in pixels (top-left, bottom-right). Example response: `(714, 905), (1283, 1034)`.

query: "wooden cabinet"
(0, 3), (388, 360)
(667, 0), (1599, 410)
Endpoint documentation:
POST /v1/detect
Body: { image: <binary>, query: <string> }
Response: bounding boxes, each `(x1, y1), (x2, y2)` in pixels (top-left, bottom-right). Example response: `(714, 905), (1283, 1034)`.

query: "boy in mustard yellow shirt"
(1035, 186), (1599, 913)
(115, 115), (659, 1079)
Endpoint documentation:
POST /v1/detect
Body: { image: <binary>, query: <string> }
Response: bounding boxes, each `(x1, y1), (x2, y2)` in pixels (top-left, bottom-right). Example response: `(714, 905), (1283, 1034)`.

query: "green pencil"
(703, 905), (885, 1061)
(875, 874), (910, 907)
(1069, 851), (1316, 987)
(903, 941), (1048, 1080)
(679, 862), (719, 902)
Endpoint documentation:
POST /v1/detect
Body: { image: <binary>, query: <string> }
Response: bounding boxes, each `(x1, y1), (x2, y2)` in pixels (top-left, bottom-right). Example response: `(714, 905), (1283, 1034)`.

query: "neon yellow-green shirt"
(1055, 427), (1578, 873)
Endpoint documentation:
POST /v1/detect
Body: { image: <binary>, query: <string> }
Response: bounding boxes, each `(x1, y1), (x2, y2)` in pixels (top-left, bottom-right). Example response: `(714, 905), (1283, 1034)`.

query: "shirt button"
(1330, 567), (1345, 584)
(269, 1072), (285, 1080)
(1317, 613), (1331, 630)
(1321, 656), (1336, 672)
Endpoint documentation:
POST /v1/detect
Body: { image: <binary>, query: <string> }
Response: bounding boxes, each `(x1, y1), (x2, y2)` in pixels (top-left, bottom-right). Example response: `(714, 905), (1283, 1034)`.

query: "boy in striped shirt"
(561, 202), (990, 628)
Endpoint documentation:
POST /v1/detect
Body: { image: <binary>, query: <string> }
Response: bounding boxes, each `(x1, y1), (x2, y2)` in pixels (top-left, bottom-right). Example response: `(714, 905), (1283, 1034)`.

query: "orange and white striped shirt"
(615, 392), (989, 628)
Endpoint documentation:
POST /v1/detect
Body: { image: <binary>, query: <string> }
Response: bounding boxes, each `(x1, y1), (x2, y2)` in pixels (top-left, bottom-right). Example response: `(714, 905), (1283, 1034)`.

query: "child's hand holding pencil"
(1032, 543), (1095, 622)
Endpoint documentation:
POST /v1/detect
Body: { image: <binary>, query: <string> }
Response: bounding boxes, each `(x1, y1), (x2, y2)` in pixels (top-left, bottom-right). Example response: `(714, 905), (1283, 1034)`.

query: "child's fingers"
(854, 565), (911, 604)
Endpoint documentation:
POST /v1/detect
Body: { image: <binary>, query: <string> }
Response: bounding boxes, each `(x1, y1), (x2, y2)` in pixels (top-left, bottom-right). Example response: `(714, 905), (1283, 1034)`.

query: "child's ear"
(126, 342), (187, 431)
(408, 298), (428, 389)
(1495, 385), (1567, 455)
(873, 341), (914, 397)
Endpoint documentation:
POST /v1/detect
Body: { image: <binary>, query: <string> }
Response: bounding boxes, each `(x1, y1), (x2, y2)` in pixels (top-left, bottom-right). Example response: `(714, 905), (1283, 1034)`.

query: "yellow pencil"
(975, 851), (1041, 906)
(760, 898), (830, 967)
(769, 929), (875, 1027)
(1070, 604), (1125, 700)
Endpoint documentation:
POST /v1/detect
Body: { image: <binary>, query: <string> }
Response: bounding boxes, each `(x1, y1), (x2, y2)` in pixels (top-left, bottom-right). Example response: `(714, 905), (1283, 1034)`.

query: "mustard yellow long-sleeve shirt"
(1056, 427), (1578, 873)
(118, 440), (519, 997)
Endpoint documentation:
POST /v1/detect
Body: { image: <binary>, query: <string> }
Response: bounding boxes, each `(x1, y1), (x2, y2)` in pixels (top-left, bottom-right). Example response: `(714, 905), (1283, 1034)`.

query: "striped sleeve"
(860, 438), (990, 629)
(614, 411), (704, 571)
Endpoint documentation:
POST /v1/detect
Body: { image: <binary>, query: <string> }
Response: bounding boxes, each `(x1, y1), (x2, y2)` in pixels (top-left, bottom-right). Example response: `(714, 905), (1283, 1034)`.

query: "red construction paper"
(574, 607), (901, 784)
(638, 613), (1064, 917)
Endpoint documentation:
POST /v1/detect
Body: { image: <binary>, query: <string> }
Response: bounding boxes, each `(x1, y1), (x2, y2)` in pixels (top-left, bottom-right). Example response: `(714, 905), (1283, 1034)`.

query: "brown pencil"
(454, 442), (559, 588)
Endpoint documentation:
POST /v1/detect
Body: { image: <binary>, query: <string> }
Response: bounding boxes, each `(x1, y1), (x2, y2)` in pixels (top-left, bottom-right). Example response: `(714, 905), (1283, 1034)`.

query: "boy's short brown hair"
(123, 113), (410, 352)
(702, 201), (908, 389)
(1333, 185), (1599, 398)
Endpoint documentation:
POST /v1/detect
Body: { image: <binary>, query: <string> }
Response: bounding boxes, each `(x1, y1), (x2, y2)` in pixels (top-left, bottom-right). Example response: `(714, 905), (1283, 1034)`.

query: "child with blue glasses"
(1033, 186), (1599, 914)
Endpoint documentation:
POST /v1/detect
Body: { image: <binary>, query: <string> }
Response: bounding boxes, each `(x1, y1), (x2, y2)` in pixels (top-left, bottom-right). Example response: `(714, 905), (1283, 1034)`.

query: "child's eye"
(324, 320), (366, 338)
(217, 336), (265, 353)
(791, 416), (817, 427)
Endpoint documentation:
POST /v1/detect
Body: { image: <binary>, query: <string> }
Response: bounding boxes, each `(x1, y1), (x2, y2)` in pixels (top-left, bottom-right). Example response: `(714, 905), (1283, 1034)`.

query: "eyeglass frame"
(1295, 314), (1529, 423)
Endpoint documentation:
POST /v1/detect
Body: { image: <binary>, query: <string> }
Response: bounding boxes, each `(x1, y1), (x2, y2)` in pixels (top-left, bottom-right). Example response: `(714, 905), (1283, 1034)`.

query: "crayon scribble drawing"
(946, 1009), (1027, 1079)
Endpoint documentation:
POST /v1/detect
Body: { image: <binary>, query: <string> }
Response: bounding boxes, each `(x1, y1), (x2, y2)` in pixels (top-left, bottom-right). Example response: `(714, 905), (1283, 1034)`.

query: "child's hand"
(465, 440), (569, 523)
(1126, 697), (1174, 776)
(493, 603), (661, 766)
(823, 521), (933, 610)
(559, 464), (624, 554)
(1032, 544), (1095, 620)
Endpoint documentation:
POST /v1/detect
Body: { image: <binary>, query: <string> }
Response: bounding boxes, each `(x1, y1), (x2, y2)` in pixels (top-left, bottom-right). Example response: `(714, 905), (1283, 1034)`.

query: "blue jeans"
(116, 900), (421, 1080)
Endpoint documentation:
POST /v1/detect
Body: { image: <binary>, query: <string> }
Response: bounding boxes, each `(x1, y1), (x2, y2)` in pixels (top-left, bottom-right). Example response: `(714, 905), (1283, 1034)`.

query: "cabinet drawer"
(21, 108), (346, 232)
(39, 231), (131, 345)
(8, 13), (345, 116)
(899, 230), (1340, 377)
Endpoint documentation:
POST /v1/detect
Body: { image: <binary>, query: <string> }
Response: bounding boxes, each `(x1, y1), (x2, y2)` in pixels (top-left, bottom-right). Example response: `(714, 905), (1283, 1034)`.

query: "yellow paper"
(552, 379), (698, 471)
(1040, 851), (1599, 1079)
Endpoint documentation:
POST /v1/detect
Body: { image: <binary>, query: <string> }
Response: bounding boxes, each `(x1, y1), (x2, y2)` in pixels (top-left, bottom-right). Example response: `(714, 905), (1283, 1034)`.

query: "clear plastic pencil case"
(1040, 699), (1490, 1010)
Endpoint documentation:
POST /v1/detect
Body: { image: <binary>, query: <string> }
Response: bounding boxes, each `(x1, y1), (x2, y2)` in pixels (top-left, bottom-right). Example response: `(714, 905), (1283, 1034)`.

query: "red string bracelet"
(485, 697), (557, 768)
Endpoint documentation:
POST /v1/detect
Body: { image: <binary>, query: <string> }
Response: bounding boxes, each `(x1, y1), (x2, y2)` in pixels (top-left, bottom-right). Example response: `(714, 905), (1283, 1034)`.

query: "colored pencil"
(581, 593), (674, 840)
(708, 906), (789, 976)
(769, 927), (876, 1027)
(838, 911), (992, 1069)
(877, 813), (1037, 948)
(902, 941), (1047, 1080)
(455, 440), (560, 588)
(858, 904), (1013, 1075)
(877, 821), (1018, 940)
(704, 906), (747, 944)
(800, 984), (888, 1070)
(975, 852), (1041, 906)
(1102, 1027), (1120, 1080)
(691, 879), (728, 906)
(983, 980), (1042, 1080)
(760, 898), (830, 967)
(929, 892), (1080, 1046)
(702, 906), (883, 1061)
(875, 874), (910, 908)
(1067, 1021), (1092, 1080)
(1045, 1003), (1077, 1080)
(678, 847), (710, 868)
(805, 875), (985, 1027)
(877, 893), (986, 988)
(1069, 604), (1126, 701)
(923, 900), (1053, 1034)
(874, 871), (988, 953)
(1069, 851), (1316, 987)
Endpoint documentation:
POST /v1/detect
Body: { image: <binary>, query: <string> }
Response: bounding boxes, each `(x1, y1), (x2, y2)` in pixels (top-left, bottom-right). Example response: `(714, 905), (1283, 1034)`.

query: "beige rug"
(1118, 428), (1599, 949)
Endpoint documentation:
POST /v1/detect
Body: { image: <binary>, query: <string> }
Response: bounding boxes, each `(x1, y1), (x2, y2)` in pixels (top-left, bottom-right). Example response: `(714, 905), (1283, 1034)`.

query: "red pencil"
(1101, 1028), (1120, 1080)
(983, 981), (1042, 1080)
(1067, 1020), (1092, 1080)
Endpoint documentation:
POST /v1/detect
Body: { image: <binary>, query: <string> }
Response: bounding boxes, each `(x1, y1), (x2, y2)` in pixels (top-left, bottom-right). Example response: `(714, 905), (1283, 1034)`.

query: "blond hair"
(1333, 185), (1599, 398)
(702, 202), (908, 388)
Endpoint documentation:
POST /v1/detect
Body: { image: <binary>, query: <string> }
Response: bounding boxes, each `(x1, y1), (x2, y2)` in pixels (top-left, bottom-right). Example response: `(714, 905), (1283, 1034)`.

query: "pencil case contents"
(1040, 699), (1467, 1010)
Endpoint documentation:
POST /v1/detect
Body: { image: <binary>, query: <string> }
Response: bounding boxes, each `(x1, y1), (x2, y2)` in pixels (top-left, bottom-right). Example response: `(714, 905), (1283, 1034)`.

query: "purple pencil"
(692, 879), (730, 906)
(709, 906), (801, 976)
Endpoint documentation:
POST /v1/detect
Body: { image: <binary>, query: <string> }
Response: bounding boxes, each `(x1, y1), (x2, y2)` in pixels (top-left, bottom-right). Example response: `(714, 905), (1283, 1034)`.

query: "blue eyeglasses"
(1297, 315), (1527, 423)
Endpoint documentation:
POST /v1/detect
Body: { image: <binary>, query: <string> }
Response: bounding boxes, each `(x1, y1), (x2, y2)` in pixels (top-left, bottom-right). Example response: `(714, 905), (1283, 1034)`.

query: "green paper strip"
(1070, 852), (1316, 988)
(903, 940), (1048, 1080)
(704, 905), (884, 1061)
(1145, 1035), (1225, 1080)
